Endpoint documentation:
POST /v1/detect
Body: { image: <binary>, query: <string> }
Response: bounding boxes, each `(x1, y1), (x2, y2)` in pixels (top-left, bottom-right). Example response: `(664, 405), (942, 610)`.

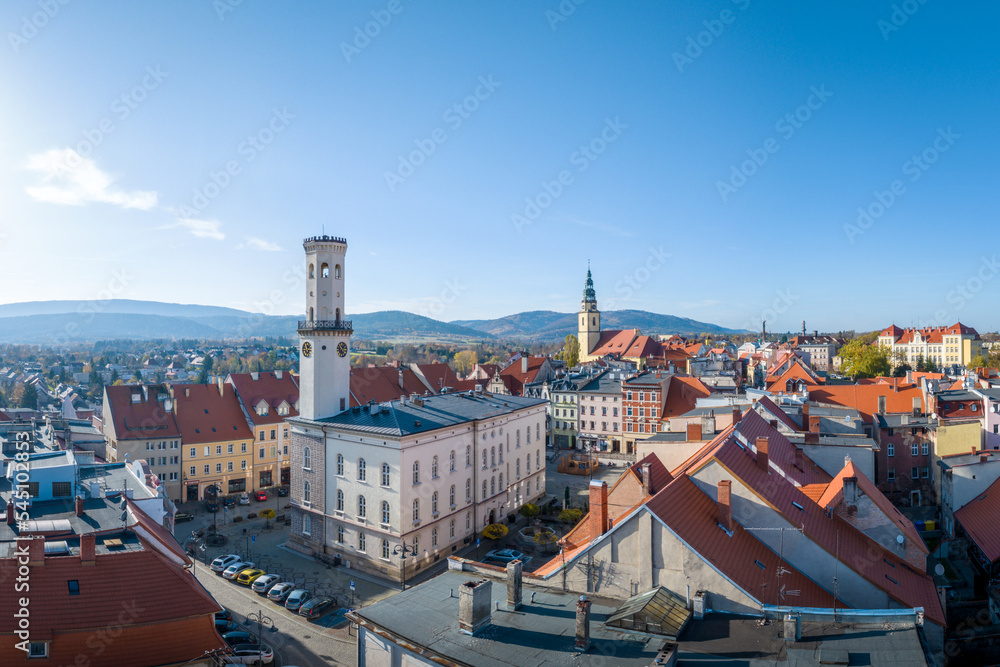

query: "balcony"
(297, 319), (353, 332)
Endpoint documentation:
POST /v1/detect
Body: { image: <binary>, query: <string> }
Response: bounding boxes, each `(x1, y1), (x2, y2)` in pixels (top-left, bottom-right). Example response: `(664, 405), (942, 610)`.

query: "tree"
(453, 350), (478, 377)
(19, 385), (37, 410)
(560, 334), (580, 368)
(839, 339), (891, 379)
(558, 508), (583, 525)
(197, 355), (214, 384)
(893, 363), (912, 378)
(518, 503), (540, 520)
(968, 354), (989, 370)
(481, 523), (508, 541)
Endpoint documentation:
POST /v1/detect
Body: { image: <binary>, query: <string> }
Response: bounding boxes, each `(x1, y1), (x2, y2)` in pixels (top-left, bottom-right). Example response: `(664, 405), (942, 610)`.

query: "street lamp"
(244, 610), (274, 663)
(392, 539), (418, 591)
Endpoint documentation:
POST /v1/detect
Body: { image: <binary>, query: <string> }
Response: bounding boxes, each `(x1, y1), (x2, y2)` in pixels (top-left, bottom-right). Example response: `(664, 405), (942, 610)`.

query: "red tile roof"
(105, 384), (181, 440)
(171, 383), (254, 444)
(955, 476), (1000, 563)
(590, 329), (640, 357)
(226, 371), (299, 425)
(411, 363), (461, 393)
(350, 366), (428, 406)
(663, 375), (712, 418)
(808, 385), (925, 424)
(754, 396), (802, 433)
(627, 452), (672, 495)
(880, 322), (980, 344)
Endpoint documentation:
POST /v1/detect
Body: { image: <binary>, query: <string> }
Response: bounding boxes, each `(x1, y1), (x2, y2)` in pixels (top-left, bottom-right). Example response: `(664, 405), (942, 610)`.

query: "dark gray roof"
(643, 432), (690, 443)
(355, 569), (665, 666)
(578, 372), (625, 395)
(303, 392), (546, 437)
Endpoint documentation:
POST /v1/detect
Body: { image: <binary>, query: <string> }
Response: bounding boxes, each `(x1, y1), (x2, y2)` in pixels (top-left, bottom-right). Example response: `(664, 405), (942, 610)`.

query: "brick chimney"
(756, 437), (769, 472)
(801, 403), (810, 427)
(589, 480), (609, 537)
(980, 454), (989, 464)
(686, 422), (702, 442)
(641, 462), (652, 496)
(28, 536), (45, 566)
(575, 596), (592, 652)
(732, 407), (742, 425)
(804, 432), (819, 445)
(80, 533), (95, 565)
(458, 580), (492, 635)
(808, 415), (821, 434)
(75, 496), (84, 517)
(718, 480), (733, 533)
(506, 560), (522, 611)
(6, 500), (15, 526)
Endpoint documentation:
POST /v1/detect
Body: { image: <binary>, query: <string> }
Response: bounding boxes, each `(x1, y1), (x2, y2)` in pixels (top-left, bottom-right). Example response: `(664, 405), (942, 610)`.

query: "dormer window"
(255, 399), (269, 417)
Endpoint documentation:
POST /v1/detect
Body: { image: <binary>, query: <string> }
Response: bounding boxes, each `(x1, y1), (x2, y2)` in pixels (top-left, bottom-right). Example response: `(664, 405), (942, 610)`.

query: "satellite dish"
(120, 511), (128, 522)
(119, 497), (127, 510)
(934, 563), (945, 576)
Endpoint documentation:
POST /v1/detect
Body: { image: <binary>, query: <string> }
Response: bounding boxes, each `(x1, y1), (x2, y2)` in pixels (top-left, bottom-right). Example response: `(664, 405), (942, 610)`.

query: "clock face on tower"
(337, 342), (348, 357)
(301, 341), (312, 357)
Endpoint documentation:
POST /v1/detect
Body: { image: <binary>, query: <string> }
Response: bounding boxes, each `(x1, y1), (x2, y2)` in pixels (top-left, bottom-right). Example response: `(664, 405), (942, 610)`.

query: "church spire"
(583, 266), (597, 304)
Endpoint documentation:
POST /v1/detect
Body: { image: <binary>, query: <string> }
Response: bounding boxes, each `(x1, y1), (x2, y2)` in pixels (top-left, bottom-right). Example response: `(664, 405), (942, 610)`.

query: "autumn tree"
(839, 339), (891, 379)
(453, 349), (478, 377)
(560, 334), (580, 368)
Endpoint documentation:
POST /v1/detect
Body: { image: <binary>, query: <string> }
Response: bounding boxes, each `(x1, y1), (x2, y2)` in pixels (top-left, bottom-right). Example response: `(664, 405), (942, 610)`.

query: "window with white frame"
(432, 492), (439, 515)
(304, 481), (311, 503)
(466, 479), (471, 502)
(449, 485), (455, 507)
(358, 531), (366, 552)
(887, 443), (894, 457)
(382, 501), (390, 524)
(381, 463), (390, 486)
(336, 489), (344, 512)
(337, 454), (344, 476)
(337, 525), (344, 543)
(358, 495), (366, 518)
(382, 539), (390, 559)
(450, 450), (456, 472)
(302, 514), (311, 536)
(413, 461), (420, 485)
(303, 447), (311, 469)
(432, 456), (438, 478)
(358, 458), (366, 481)
(413, 499), (420, 523)
(466, 445), (471, 467)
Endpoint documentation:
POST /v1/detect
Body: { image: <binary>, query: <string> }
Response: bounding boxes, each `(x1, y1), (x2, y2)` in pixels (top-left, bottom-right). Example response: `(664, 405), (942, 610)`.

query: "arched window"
(308, 307), (314, 321)
(516, 431), (521, 448)
(335, 308), (341, 324)
(449, 450), (456, 472)
(449, 485), (455, 507)
(358, 458), (366, 481)
(499, 473), (503, 489)
(482, 480), (488, 499)
(498, 446), (503, 464)
(516, 459), (521, 479)
(309, 263), (315, 279)
(490, 447), (495, 467)
(432, 527), (438, 548)
(432, 456), (439, 478)
(304, 447), (312, 469)
(412, 461), (420, 485)
(465, 479), (471, 502)
(526, 455), (531, 474)
(381, 463), (390, 486)
(490, 477), (495, 497)
(358, 531), (365, 552)
(413, 499), (420, 522)
(321, 263), (330, 278)
(526, 428), (531, 444)
(466, 446), (471, 467)
(336, 525), (344, 543)
(358, 495), (366, 518)
(432, 492), (438, 515)
(303, 480), (311, 503)
(382, 539), (390, 559)
(450, 519), (455, 538)
(336, 489), (343, 511)
(482, 450), (487, 468)
(382, 501), (390, 524)
(303, 514), (311, 535)
(336, 454), (343, 476)
(335, 264), (342, 279)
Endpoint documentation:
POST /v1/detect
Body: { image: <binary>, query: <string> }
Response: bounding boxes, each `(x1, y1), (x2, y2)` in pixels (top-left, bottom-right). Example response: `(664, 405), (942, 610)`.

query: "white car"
(251, 574), (282, 595)
(266, 582), (295, 603)
(222, 643), (273, 665)
(238, 493), (251, 505)
(222, 561), (255, 580)
(211, 554), (242, 573)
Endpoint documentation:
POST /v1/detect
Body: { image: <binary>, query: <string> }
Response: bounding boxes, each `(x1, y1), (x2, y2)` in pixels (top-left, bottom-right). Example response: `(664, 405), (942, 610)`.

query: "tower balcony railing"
(298, 319), (353, 331)
(303, 235), (347, 245)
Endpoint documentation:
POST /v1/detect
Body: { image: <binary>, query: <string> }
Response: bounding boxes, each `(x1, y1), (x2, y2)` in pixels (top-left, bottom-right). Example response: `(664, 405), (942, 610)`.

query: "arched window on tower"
(309, 307), (314, 321)
(592, 317), (596, 325)
(336, 308), (341, 324)
(335, 264), (342, 279)
(321, 263), (330, 278)
(309, 264), (315, 279)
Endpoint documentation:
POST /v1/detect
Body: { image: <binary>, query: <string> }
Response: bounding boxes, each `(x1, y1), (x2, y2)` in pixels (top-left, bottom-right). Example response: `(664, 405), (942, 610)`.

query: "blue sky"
(2, 1), (999, 333)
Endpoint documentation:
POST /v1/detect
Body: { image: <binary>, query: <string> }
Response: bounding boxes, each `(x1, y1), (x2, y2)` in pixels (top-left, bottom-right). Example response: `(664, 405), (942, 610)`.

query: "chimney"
(575, 596), (592, 652)
(717, 480), (733, 532)
(6, 500), (15, 526)
(843, 476), (858, 506)
(74, 496), (84, 517)
(981, 454), (989, 464)
(769, 419), (778, 430)
(801, 403), (810, 425)
(732, 407), (742, 425)
(589, 480), (609, 537)
(80, 533), (95, 565)
(809, 415), (821, 433)
(641, 462), (652, 496)
(686, 422), (702, 442)
(458, 580), (492, 635)
(398, 369), (404, 389)
(783, 614), (801, 642)
(28, 536), (45, 566)
(250, 371), (258, 381)
(805, 432), (819, 445)
(506, 560), (523, 611)
(756, 437), (769, 472)
(275, 370), (282, 379)
(521, 356), (529, 375)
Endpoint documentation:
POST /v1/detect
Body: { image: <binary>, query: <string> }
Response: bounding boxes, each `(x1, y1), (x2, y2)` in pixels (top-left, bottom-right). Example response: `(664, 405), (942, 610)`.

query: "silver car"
(222, 561), (255, 580)
(211, 554), (242, 573)
(251, 574), (282, 595)
(266, 582), (295, 603)
(284, 589), (311, 612)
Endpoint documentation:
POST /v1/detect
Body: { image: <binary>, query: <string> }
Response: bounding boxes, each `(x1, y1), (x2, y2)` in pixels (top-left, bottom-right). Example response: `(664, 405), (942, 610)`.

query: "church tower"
(578, 267), (601, 360)
(298, 235), (352, 420)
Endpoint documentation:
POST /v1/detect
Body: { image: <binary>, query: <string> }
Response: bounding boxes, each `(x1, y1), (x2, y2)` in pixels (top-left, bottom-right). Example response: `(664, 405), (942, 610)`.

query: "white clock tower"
(298, 234), (352, 420)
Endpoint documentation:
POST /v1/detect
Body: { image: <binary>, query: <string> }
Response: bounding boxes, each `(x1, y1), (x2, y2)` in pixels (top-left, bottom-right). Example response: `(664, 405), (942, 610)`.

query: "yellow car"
(236, 568), (266, 586)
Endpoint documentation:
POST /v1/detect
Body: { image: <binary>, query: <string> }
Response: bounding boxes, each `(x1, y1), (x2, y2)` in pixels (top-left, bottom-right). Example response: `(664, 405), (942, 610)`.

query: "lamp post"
(244, 610), (273, 664)
(392, 539), (417, 591)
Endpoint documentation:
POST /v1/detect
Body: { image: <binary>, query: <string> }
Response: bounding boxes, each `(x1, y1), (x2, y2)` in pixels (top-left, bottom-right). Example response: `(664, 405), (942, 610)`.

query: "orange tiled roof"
(105, 384), (181, 440)
(589, 329), (640, 357)
(172, 383), (254, 444)
(227, 371), (299, 425)
(955, 475), (1000, 563)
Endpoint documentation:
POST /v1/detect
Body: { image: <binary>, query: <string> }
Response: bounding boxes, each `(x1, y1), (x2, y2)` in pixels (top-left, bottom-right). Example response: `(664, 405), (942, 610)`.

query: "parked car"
(238, 493), (251, 505)
(215, 609), (234, 622)
(284, 589), (311, 612)
(215, 617), (237, 633)
(298, 597), (335, 620)
(222, 644), (273, 665)
(224, 497), (237, 509)
(253, 491), (268, 502)
(222, 561), (256, 580)
(236, 568), (266, 586)
(483, 549), (532, 566)
(266, 582), (295, 603)
(251, 574), (283, 595)
(175, 512), (194, 523)
(277, 487), (289, 497)
(206, 502), (220, 513)
(222, 631), (257, 647)
(211, 554), (242, 573)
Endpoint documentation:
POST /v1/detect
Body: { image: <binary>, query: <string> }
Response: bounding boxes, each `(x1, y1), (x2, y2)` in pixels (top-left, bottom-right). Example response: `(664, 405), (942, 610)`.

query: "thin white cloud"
(24, 149), (157, 210)
(159, 218), (225, 241)
(239, 237), (283, 252)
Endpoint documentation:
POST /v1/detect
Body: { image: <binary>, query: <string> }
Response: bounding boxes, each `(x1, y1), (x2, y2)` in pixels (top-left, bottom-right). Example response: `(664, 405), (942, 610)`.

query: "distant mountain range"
(0, 300), (742, 345)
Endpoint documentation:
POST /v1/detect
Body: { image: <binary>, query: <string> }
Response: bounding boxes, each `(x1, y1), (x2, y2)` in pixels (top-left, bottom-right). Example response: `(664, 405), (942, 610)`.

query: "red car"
(253, 491), (268, 502)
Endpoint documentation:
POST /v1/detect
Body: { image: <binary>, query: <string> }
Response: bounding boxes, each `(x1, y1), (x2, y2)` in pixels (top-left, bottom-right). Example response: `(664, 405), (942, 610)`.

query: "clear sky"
(2, 1), (998, 333)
